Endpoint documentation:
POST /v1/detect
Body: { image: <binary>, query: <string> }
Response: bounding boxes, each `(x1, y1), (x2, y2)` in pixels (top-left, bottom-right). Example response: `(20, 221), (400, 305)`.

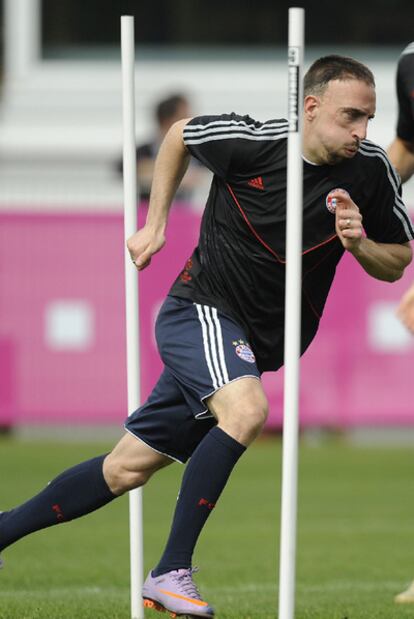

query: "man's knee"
(209, 378), (269, 446)
(246, 401), (269, 434)
(224, 400), (268, 444)
(103, 455), (151, 495)
(215, 393), (268, 447)
(103, 433), (173, 495)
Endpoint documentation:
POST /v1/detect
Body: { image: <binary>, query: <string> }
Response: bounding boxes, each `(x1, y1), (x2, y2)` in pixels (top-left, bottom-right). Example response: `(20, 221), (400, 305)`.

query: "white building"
(0, 0), (412, 210)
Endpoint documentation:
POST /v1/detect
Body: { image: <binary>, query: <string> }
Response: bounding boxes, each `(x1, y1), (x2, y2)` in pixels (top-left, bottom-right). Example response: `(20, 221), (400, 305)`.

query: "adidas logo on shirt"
(247, 176), (265, 190)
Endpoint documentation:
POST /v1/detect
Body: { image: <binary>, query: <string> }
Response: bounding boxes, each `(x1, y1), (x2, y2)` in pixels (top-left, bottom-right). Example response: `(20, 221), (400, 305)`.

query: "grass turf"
(0, 434), (413, 618)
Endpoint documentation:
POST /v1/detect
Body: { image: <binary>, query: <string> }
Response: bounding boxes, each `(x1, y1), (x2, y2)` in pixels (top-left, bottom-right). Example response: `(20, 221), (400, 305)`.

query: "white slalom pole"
(278, 7), (304, 619)
(121, 15), (144, 619)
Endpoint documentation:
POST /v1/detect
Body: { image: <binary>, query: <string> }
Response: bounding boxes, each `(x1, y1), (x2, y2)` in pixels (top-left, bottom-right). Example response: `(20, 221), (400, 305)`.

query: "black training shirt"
(396, 42), (414, 143)
(169, 113), (414, 372)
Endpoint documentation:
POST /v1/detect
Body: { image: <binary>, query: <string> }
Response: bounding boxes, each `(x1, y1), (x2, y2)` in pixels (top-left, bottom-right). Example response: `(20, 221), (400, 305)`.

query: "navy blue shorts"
(125, 295), (261, 463)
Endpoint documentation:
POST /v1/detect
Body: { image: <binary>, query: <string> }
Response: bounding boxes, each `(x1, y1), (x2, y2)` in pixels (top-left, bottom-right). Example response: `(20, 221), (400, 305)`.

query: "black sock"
(153, 426), (246, 576)
(0, 454), (116, 551)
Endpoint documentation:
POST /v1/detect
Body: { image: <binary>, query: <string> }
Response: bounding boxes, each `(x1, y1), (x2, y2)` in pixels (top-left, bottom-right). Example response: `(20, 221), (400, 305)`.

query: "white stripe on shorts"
(195, 304), (219, 389)
(203, 306), (224, 386)
(195, 304), (229, 389)
(211, 307), (230, 383)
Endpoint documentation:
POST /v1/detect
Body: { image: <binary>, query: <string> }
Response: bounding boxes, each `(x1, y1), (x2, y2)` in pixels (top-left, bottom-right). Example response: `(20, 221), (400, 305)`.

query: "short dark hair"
(155, 94), (188, 124)
(304, 55), (375, 98)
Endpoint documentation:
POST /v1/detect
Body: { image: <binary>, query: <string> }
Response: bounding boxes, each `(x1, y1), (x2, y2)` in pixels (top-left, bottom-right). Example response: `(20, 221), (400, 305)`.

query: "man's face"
(304, 79), (376, 165)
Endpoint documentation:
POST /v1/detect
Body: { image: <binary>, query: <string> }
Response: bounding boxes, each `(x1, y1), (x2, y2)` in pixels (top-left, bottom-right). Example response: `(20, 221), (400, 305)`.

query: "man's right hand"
(127, 225), (166, 270)
(126, 118), (191, 271)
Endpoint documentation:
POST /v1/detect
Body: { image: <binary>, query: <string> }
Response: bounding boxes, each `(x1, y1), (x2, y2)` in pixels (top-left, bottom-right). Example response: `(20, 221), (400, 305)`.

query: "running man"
(387, 41), (414, 605)
(388, 42), (414, 339)
(1, 55), (413, 618)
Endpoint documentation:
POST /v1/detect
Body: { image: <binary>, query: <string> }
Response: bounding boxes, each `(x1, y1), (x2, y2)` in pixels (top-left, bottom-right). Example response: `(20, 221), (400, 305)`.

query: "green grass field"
(0, 434), (413, 619)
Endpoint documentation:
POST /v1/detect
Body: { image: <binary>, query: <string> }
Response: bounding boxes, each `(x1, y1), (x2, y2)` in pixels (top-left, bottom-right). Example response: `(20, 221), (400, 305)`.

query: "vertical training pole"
(121, 15), (144, 619)
(278, 7), (304, 619)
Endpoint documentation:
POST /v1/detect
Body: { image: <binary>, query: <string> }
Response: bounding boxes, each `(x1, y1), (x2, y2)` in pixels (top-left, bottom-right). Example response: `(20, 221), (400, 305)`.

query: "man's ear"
(303, 95), (319, 121)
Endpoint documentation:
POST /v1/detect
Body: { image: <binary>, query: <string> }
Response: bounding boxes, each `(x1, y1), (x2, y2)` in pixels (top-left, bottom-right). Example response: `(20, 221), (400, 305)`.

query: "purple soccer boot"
(142, 567), (214, 618)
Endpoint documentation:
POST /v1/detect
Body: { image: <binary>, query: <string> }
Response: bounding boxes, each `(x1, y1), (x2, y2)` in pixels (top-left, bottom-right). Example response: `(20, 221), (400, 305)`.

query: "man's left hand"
(333, 190), (364, 252)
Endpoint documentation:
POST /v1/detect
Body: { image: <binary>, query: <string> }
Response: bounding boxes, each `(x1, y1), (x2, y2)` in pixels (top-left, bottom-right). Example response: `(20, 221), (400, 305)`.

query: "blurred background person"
(388, 40), (414, 604)
(389, 42), (414, 339)
(387, 42), (414, 185)
(136, 93), (190, 200)
(118, 92), (208, 203)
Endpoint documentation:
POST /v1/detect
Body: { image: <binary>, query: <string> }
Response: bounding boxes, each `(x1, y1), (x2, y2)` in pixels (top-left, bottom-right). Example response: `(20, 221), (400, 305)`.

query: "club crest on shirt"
(325, 188), (350, 213)
(232, 339), (256, 363)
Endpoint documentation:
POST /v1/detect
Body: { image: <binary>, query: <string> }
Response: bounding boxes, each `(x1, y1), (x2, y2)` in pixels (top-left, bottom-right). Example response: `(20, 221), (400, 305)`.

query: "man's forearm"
(146, 118), (191, 231)
(349, 239), (412, 282)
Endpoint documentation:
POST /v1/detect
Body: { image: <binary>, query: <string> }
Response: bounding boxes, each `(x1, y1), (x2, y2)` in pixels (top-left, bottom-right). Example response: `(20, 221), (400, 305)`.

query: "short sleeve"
(361, 143), (414, 243)
(396, 45), (414, 142)
(183, 113), (288, 179)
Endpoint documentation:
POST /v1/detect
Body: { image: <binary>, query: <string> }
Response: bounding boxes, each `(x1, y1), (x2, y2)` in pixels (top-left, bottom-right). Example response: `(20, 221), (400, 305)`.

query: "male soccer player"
(387, 41), (414, 605)
(388, 42), (414, 338)
(1, 55), (413, 618)
(388, 42), (414, 185)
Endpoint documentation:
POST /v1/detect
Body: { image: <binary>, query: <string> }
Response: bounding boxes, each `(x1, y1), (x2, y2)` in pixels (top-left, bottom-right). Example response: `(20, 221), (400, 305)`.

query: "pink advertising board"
(0, 206), (413, 429)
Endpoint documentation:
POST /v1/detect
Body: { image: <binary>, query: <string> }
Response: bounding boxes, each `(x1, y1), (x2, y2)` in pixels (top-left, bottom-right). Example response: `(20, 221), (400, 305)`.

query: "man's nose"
(352, 119), (368, 142)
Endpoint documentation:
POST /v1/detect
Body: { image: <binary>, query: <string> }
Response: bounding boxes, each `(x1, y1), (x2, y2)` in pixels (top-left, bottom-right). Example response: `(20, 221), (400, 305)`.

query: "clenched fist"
(331, 189), (364, 252)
